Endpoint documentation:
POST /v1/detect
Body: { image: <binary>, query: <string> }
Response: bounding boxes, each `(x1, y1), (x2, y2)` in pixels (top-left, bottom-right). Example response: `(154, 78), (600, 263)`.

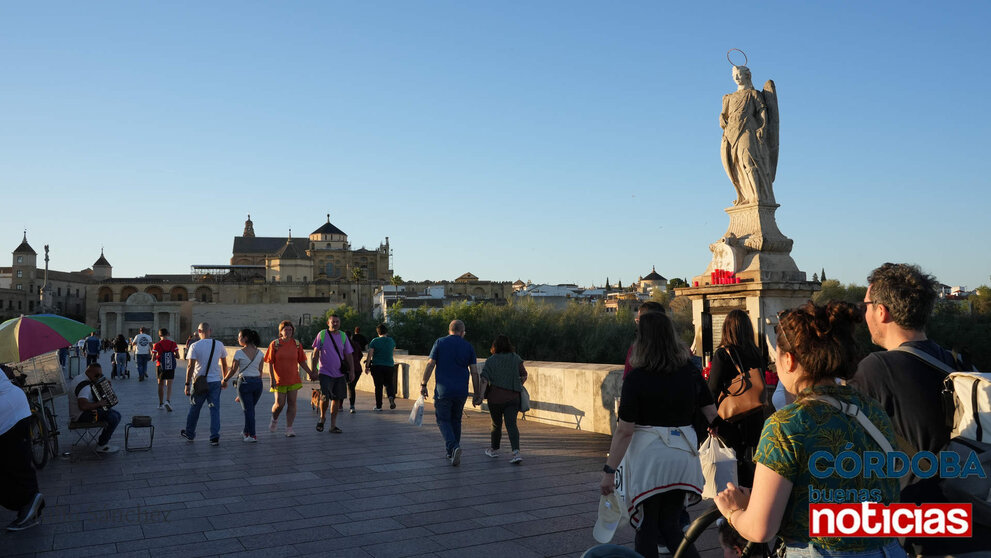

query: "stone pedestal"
(675, 280), (819, 362)
(694, 203), (807, 284)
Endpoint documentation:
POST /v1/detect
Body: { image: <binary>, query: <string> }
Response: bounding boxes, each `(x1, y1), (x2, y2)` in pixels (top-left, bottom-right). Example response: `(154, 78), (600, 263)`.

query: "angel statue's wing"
(762, 79), (779, 182)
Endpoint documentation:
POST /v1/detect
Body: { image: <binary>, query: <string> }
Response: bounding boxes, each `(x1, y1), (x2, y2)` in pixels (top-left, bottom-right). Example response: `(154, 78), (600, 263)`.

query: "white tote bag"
(408, 396), (425, 426)
(699, 435), (738, 499)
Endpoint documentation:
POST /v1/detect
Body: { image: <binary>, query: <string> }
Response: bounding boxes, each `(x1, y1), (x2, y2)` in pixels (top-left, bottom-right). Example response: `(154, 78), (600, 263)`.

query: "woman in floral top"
(715, 302), (904, 557)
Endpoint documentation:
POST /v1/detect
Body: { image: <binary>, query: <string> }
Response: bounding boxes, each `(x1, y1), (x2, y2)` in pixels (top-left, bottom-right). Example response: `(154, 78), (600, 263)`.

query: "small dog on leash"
(310, 388), (321, 410)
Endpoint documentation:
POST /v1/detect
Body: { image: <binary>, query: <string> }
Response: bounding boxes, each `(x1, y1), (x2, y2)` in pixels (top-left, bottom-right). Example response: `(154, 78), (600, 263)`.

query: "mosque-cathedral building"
(1, 215), (517, 342)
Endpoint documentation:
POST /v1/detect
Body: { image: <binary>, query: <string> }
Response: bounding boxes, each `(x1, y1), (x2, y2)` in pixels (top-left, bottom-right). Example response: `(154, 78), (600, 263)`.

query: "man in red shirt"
(152, 328), (179, 411)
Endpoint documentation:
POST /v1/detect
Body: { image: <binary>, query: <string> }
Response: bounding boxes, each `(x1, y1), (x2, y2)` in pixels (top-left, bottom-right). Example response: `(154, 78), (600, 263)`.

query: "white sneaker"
(243, 435), (257, 443)
(285, 428), (296, 438)
(485, 448), (500, 458)
(157, 404), (164, 410)
(269, 418), (277, 433)
(450, 447), (462, 467)
(510, 450), (522, 464)
(96, 444), (120, 454)
(164, 401), (173, 412)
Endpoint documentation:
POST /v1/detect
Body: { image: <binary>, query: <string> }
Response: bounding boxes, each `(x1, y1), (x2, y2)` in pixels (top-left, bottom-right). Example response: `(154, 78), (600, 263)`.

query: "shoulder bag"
(193, 340), (217, 396)
(716, 347), (765, 421)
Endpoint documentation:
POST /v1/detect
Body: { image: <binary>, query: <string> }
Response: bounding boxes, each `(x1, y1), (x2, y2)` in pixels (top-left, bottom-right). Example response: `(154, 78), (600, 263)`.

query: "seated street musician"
(69, 364), (121, 454)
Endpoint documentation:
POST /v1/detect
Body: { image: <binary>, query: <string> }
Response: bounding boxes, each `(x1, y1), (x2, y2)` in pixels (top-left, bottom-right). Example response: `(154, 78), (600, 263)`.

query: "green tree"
(667, 278), (689, 290)
(812, 279), (866, 305)
(969, 285), (991, 315)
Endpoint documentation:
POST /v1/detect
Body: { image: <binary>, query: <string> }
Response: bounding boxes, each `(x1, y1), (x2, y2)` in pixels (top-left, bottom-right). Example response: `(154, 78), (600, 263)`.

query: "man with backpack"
(152, 328), (179, 412)
(851, 263), (990, 556)
(311, 314), (354, 434)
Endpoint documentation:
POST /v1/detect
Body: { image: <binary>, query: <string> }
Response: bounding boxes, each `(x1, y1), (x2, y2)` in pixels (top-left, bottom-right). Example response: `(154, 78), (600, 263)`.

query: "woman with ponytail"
(714, 302), (906, 557)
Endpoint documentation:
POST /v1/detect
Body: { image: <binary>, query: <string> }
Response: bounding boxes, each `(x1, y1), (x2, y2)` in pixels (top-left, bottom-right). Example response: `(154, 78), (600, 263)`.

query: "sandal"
(330, 426), (343, 434)
(315, 422), (324, 432)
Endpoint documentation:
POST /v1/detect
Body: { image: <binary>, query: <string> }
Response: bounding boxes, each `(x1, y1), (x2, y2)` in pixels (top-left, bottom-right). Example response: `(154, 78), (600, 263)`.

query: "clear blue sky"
(2, 2), (988, 289)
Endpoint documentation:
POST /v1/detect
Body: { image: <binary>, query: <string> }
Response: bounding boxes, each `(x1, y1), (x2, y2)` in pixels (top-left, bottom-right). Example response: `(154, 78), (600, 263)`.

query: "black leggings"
(635, 490), (699, 558)
(370, 365), (396, 408)
(0, 418), (39, 511)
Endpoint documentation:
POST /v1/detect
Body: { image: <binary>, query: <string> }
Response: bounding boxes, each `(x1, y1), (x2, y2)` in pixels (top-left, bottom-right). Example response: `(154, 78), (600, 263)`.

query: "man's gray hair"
(197, 322), (211, 332)
(449, 320), (465, 334)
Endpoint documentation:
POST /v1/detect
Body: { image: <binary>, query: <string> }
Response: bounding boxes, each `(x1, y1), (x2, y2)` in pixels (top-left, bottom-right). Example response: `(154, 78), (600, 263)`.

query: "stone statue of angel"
(720, 65), (779, 206)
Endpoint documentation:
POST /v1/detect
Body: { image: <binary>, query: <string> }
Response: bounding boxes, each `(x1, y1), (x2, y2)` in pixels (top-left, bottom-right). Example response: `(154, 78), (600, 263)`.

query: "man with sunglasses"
(850, 262), (987, 556)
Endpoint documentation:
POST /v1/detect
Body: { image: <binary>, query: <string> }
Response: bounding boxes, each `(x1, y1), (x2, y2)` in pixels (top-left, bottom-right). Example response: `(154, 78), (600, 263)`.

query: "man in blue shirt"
(84, 332), (101, 366)
(420, 320), (480, 467)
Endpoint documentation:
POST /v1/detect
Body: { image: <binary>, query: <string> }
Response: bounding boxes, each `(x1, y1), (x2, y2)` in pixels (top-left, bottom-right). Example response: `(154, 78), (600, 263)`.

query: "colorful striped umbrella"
(0, 314), (94, 364)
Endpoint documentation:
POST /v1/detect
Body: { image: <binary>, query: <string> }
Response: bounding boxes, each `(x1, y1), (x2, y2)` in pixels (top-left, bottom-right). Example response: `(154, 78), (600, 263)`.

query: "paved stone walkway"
(3, 352), (721, 557)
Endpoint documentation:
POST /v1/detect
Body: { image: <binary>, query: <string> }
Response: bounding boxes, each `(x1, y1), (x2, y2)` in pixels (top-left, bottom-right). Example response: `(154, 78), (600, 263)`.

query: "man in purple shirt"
(311, 314), (353, 434)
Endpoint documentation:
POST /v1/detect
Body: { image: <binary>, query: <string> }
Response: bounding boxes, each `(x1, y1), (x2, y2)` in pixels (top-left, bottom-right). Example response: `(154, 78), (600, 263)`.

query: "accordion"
(92, 376), (119, 410)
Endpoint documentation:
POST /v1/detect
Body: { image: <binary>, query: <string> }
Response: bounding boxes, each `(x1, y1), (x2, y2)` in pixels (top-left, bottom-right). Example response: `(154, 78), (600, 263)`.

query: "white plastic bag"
(408, 396), (425, 426)
(520, 387), (531, 413)
(699, 435), (737, 499)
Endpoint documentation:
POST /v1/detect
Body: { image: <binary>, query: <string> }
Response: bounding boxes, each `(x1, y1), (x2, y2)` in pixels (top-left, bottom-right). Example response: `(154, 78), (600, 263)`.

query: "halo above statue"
(726, 48), (748, 67)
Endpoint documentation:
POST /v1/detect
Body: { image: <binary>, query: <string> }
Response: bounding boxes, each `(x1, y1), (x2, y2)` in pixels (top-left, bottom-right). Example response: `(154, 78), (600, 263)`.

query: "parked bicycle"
(20, 378), (61, 469)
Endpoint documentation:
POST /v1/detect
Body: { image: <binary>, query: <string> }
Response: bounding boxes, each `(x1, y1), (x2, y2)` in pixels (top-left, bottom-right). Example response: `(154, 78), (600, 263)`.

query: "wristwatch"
(602, 464), (616, 474)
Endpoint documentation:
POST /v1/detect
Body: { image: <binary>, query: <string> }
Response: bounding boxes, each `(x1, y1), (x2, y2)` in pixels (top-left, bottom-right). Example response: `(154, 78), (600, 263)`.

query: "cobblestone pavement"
(3, 352), (721, 557)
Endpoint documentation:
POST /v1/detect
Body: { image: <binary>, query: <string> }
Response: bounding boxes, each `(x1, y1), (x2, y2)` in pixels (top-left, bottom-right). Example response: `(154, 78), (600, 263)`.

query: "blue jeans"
(77, 408), (121, 446)
(238, 377), (263, 437)
(114, 353), (128, 377)
(785, 540), (907, 558)
(136, 354), (150, 379)
(185, 381), (221, 440)
(434, 395), (467, 455)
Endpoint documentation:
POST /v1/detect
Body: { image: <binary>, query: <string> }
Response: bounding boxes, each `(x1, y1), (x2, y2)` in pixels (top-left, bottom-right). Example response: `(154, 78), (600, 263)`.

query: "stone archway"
(169, 286), (188, 301)
(145, 286), (164, 301)
(194, 286), (213, 303)
(98, 286), (114, 303)
(120, 286), (138, 302)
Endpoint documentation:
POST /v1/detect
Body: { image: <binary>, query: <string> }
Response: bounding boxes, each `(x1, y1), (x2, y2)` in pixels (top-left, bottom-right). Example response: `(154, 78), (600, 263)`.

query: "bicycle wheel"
(44, 407), (60, 458)
(28, 411), (50, 469)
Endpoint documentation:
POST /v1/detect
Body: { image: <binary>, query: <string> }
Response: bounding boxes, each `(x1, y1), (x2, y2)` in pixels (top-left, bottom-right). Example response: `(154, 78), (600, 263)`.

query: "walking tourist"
(346, 326), (368, 413)
(112, 334), (129, 379)
(181, 323), (228, 446)
(1, 365), (44, 531)
(264, 321), (312, 438)
(132, 327), (154, 382)
(84, 331), (101, 366)
(365, 323), (397, 410)
(851, 262), (991, 555)
(706, 309), (764, 487)
(599, 312), (717, 558)
(311, 314), (353, 433)
(68, 363), (121, 454)
(479, 334), (527, 464)
(152, 328), (179, 411)
(623, 301), (665, 378)
(714, 301), (902, 557)
(419, 319), (480, 466)
(223, 329), (264, 442)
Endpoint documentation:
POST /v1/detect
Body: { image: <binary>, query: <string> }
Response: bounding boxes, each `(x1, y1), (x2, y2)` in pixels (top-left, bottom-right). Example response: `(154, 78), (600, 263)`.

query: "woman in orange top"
(264, 321), (313, 438)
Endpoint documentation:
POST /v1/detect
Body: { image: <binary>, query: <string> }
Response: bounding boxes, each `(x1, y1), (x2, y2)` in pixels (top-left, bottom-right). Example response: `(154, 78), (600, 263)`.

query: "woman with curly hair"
(715, 302), (903, 557)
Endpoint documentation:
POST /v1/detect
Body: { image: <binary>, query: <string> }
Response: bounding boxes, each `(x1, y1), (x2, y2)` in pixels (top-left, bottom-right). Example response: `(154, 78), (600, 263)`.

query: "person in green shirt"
(714, 302), (902, 556)
(479, 334), (528, 464)
(365, 324), (397, 411)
